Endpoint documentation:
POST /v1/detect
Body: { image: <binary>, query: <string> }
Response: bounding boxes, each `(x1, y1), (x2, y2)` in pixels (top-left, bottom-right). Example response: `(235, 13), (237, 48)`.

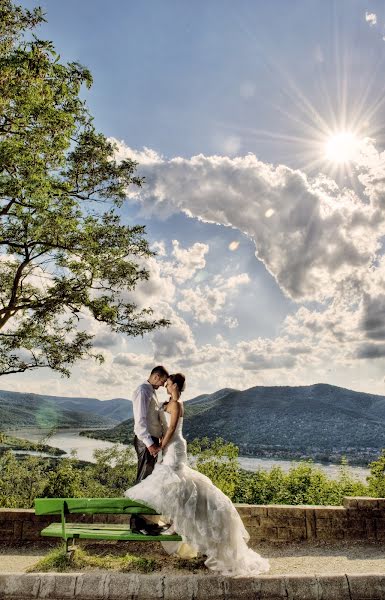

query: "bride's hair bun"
(169, 373), (186, 393)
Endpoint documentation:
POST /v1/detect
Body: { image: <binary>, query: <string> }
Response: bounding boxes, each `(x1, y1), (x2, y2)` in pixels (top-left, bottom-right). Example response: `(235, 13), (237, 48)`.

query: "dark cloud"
(355, 343), (385, 359)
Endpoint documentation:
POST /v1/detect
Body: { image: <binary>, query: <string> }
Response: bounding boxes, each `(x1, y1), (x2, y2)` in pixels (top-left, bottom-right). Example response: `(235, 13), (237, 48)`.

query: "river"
(5, 427), (370, 482)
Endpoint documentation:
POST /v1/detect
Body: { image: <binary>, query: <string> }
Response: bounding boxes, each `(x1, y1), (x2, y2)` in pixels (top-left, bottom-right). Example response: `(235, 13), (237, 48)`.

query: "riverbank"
(4, 428), (371, 481)
(0, 434), (65, 458)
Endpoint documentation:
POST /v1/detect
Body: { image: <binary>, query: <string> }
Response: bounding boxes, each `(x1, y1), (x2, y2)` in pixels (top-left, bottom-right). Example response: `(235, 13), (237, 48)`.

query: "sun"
(324, 131), (359, 164)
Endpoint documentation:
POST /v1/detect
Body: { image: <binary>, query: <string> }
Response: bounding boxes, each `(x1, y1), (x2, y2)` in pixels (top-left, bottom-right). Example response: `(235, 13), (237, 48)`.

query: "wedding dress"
(124, 407), (269, 577)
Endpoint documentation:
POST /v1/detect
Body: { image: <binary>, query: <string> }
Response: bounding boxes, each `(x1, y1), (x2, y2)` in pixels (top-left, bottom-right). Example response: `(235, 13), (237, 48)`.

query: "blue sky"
(6, 0), (385, 400)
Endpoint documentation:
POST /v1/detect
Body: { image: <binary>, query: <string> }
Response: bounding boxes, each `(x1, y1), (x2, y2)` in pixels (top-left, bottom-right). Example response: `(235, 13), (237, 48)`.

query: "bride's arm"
(161, 401), (181, 449)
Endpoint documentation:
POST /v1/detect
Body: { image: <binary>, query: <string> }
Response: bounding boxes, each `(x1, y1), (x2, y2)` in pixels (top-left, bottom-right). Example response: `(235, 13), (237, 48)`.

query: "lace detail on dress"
(125, 409), (269, 577)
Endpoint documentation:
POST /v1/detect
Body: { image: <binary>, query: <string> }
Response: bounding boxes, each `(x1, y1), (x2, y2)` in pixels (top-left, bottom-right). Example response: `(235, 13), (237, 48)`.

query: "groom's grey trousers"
(133, 435), (160, 484)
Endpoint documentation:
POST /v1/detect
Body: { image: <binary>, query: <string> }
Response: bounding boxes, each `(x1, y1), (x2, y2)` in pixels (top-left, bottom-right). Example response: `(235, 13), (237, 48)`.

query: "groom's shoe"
(130, 515), (172, 536)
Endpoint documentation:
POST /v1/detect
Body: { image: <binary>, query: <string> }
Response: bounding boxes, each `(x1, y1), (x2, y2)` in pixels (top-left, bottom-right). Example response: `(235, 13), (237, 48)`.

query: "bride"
(124, 373), (269, 577)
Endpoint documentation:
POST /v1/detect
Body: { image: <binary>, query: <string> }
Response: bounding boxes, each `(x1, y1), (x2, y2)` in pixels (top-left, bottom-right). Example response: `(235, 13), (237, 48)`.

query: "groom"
(132, 365), (169, 483)
(130, 365), (169, 534)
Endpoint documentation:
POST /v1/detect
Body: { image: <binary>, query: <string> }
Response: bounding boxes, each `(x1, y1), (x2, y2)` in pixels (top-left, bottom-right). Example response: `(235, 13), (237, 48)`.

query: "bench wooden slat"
(41, 522), (182, 542)
(35, 497), (158, 516)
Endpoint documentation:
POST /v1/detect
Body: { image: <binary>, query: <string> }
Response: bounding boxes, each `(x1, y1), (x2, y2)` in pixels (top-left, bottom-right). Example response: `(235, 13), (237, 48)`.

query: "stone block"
(21, 521), (42, 541)
(0, 573), (41, 598)
(264, 515), (305, 527)
(347, 573), (385, 599)
(375, 528), (385, 541)
(375, 518), (385, 531)
(315, 530), (336, 541)
(343, 497), (358, 508)
(224, 577), (264, 599)
(91, 514), (108, 524)
(284, 575), (319, 600)
(254, 526), (278, 541)
(267, 506), (305, 519)
(239, 515), (261, 528)
(195, 575), (229, 600)
(107, 573), (160, 600)
(39, 573), (78, 599)
(305, 510), (316, 540)
(236, 504), (267, 518)
(316, 574), (351, 600)
(0, 510), (31, 522)
(163, 574), (198, 600)
(277, 527), (306, 542)
(313, 506), (345, 517)
(0, 527), (16, 540)
(254, 576), (288, 599)
(365, 519), (377, 540)
(376, 498), (385, 510)
(75, 573), (111, 599)
(247, 506), (268, 518)
(315, 518), (334, 530)
(107, 514), (128, 525)
(13, 520), (23, 540)
(356, 498), (379, 509)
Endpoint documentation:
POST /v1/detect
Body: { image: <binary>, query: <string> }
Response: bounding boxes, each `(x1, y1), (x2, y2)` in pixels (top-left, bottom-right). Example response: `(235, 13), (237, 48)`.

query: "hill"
(0, 390), (132, 430)
(81, 383), (385, 465)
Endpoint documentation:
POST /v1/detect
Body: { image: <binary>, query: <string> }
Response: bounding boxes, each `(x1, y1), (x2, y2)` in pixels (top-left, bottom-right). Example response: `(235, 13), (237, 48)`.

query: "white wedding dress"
(124, 408), (269, 577)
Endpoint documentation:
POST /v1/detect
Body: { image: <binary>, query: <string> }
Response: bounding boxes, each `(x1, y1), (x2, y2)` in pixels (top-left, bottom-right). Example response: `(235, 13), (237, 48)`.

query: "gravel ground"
(1, 540), (385, 575)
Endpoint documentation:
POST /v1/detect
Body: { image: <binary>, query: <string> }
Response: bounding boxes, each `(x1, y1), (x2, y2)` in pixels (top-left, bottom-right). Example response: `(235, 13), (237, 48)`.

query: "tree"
(0, 1), (168, 376)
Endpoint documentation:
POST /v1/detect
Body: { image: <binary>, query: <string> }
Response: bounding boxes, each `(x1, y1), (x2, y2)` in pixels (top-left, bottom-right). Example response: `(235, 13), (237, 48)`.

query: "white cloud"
(163, 240), (209, 283)
(177, 272), (249, 323)
(218, 273), (250, 289)
(178, 286), (226, 323)
(150, 303), (196, 359)
(365, 12), (377, 26)
(225, 317), (238, 329)
(127, 256), (175, 314)
(116, 141), (383, 304)
(151, 240), (167, 256)
(113, 352), (152, 367)
(22, 139), (377, 398)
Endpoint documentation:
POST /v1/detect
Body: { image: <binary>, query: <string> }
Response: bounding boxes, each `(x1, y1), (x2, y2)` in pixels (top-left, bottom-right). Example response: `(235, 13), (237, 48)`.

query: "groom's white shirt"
(132, 381), (162, 448)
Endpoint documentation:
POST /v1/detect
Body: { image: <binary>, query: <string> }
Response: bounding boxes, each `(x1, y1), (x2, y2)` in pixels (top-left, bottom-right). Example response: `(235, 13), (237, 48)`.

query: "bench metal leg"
(66, 537), (76, 555)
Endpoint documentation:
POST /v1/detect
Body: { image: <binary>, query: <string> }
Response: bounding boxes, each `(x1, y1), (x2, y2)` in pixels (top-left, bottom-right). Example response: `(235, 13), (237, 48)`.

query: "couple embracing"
(124, 366), (270, 577)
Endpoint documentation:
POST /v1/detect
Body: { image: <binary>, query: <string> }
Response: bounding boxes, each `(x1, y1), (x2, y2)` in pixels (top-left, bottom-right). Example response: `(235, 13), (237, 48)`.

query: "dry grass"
(26, 541), (207, 574)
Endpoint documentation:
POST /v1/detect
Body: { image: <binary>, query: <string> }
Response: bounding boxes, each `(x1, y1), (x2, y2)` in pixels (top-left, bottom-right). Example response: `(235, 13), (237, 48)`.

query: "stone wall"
(0, 497), (384, 545)
(238, 497), (385, 544)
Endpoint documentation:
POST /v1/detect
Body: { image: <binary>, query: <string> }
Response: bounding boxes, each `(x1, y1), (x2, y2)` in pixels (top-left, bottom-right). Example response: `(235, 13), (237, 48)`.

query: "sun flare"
(325, 131), (359, 164)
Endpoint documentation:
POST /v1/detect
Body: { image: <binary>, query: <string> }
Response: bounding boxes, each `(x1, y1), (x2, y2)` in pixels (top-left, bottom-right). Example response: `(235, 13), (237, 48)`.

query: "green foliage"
(190, 437), (369, 506)
(0, 1), (168, 377)
(367, 450), (385, 497)
(41, 457), (82, 498)
(0, 451), (47, 507)
(188, 437), (240, 499)
(0, 437), (378, 509)
(28, 544), (158, 573)
(0, 444), (137, 508)
(233, 461), (367, 506)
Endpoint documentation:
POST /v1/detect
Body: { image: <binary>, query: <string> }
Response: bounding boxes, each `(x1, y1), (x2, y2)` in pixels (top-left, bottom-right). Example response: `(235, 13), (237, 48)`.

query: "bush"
(0, 445), (137, 508)
(189, 438), (369, 505)
(0, 437), (379, 508)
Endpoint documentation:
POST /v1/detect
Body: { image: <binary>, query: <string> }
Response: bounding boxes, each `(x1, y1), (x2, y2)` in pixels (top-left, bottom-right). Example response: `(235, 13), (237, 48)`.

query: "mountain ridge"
(0, 390), (132, 429)
(81, 383), (385, 465)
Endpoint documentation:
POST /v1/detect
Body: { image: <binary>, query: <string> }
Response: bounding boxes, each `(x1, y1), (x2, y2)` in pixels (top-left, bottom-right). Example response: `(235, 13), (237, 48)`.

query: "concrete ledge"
(1, 573), (385, 600)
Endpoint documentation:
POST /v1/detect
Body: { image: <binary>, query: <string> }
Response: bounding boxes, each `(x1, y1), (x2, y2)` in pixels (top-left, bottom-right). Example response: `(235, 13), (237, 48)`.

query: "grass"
(27, 544), (158, 573)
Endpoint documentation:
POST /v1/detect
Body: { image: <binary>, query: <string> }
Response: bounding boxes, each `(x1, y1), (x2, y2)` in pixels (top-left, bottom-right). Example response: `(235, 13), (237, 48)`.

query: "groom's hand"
(148, 443), (160, 457)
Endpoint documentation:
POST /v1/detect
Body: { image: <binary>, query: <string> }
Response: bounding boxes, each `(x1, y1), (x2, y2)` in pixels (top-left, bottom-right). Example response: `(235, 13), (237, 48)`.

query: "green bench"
(35, 498), (182, 552)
